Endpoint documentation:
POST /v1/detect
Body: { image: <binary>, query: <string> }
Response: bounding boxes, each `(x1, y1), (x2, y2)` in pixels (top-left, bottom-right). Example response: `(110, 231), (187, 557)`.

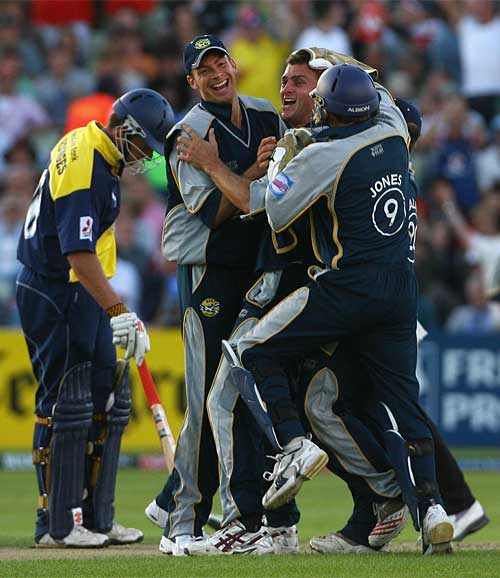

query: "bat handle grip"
(138, 359), (161, 406)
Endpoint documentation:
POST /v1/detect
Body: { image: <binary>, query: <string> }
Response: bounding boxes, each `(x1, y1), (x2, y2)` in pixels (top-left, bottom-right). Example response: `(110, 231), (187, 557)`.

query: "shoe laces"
(263, 453), (284, 482)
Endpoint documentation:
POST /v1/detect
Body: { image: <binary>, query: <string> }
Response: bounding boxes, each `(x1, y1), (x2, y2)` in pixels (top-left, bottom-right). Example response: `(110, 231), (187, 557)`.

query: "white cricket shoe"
(368, 499), (409, 548)
(160, 534), (203, 556)
(262, 438), (328, 510)
(36, 525), (110, 548)
(268, 524), (299, 554)
(145, 499), (168, 529)
(422, 503), (453, 555)
(105, 523), (143, 545)
(449, 500), (489, 541)
(186, 520), (273, 556)
(310, 532), (380, 554)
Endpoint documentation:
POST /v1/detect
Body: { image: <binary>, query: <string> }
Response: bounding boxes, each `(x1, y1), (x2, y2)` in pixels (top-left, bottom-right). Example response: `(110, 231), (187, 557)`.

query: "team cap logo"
(194, 38), (211, 50)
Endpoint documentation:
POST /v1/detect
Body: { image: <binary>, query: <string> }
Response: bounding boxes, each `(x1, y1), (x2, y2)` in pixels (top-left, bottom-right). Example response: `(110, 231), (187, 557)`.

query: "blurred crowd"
(0, 0), (499, 333)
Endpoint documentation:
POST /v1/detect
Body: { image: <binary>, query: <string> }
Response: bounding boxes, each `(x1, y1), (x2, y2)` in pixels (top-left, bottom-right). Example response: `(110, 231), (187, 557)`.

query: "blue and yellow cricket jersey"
(17, 122), (123, 282)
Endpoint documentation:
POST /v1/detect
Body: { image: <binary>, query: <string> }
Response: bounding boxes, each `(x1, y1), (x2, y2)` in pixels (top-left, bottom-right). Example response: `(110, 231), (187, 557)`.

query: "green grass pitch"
(1, 468), (499, 577)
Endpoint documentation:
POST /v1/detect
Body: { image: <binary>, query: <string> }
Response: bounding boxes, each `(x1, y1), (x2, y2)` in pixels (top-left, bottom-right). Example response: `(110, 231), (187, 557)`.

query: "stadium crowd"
(1, 0), (499, 332)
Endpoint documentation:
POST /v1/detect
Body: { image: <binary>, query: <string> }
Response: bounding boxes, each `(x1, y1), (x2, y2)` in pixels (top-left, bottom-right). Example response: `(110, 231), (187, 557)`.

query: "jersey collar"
(315, 118), (376, 141)
(88, 121), (123, 171)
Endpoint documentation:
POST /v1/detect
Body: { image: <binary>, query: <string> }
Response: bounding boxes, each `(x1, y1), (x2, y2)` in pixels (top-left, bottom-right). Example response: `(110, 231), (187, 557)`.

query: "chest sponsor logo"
(80, 216), (93, 241)
(200, 298), (220, 318)
(270, 172), (293, 199)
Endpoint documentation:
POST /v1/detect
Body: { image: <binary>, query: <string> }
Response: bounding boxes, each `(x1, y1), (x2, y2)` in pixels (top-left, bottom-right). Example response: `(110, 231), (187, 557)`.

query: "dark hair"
(407, 122), (421, 150)
(286, 50), (311, 67)
(107, 112), (123, 129)
(285, 50), (323, 81)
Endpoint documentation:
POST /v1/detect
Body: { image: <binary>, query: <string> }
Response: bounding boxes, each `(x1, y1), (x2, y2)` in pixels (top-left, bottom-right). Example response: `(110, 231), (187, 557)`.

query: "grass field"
(1, 468), (499, 577)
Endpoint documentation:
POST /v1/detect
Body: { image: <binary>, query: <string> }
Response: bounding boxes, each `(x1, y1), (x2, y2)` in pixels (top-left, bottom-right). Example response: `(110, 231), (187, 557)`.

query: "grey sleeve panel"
(167, 106), (218, 214)
(248, 176), (268, 213)
(161, 204), (210, 264)
(376, 84), (409, 142)
(265, 120), (408, 233)
(265, 142), (343, 232)
(168, 148), (217, 215)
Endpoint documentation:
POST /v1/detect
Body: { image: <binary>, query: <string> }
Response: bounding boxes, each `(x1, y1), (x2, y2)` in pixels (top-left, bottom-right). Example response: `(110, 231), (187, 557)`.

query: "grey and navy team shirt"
(264, 86), (413, 270)
(162, 96), (284, 269)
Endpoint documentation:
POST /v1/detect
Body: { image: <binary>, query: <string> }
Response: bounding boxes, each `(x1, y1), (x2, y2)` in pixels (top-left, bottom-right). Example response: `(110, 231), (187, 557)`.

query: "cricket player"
(233, 63), (454, 554)
(175, 49), (397, 557)
(164, 49), (486, 555)
(149, 35), (285, 555)
(16, 89), (174, 547)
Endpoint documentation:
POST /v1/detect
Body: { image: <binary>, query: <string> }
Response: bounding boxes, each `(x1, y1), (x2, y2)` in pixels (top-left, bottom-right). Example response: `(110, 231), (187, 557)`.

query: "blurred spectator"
(446, 0), (500, 124)
(0, 47), (50, 173)
(30, 0), (94, 64)
(35, 42), (94, 130)
(228, 4), (290, 109)
(475, 115), (500, 193)
(0, 0), (499, 331)
(115, 201), (168, 322)
(434, 179), (500, 300)
(4, 138), (38, 171)
(150, 35), (190, 118)
(414, 215), (464, 326)
(0, 1), (44, 76)
(120, 172), (166, 264)
(294, 1), (351, 54)
(98, 9), (159, 91)
(446, 273), (500, 334)
(0, 194), (24, 324)
(63, 75), (119, 134)
(429, 96), (484, 213)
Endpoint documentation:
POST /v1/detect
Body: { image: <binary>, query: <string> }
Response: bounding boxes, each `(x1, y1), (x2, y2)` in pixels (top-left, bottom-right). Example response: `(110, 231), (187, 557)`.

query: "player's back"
(312, 127), (411, 270)
(17, 122), (121, 280)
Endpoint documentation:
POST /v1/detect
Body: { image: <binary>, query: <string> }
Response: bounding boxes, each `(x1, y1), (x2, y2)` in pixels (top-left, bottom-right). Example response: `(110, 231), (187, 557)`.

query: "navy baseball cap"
(184, 35), (229, 74)
(394, 98), (422, 134)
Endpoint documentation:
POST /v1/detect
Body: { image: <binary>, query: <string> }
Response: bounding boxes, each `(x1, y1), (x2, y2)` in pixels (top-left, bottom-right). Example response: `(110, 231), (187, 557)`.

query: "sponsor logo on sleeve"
(80, 216), (93, 241)
(270, 172), (293, 199)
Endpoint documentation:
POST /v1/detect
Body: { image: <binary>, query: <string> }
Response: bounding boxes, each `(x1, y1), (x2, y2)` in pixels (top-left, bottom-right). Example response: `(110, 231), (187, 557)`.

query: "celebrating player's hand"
(110, 312), (151, 366)
(257, 136), (277, 171)
(176, 124), (219, 172)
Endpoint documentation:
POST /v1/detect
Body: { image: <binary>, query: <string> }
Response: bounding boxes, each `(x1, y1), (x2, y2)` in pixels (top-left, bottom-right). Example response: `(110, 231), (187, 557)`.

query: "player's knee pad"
(89, 359), (131, 532)
(50, 362), (93, 539)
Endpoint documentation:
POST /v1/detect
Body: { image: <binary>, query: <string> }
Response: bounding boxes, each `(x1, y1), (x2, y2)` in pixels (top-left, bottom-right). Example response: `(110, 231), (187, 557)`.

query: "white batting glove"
(110, 312), (150, 365)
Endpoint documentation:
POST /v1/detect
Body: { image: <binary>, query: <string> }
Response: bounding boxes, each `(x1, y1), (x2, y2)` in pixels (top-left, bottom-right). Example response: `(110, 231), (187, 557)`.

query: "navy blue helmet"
(311, 64), (379, 124)
(112, 88), (175, 155)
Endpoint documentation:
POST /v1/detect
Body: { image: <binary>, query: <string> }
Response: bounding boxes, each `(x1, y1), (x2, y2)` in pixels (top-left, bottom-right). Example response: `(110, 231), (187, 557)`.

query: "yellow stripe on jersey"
(49, 122), (122, 201)
(69, 226), (117, 282)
